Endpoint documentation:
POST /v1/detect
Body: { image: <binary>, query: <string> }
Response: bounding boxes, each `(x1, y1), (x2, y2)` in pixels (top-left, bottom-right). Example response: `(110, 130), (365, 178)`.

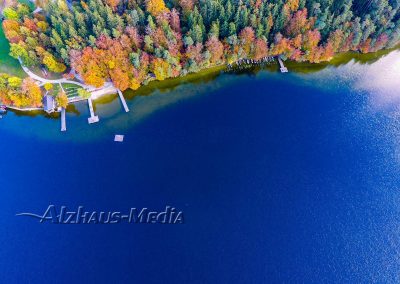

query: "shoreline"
(2, 63), (225, 113)
(3, 87), (119, 113)
(6, 105), (43, 112)
(2, 47), (399, 114)
(3, 85), (119, 113)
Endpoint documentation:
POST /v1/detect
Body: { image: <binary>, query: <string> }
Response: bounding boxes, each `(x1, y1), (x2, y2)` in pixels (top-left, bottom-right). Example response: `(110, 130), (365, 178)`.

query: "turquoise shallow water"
(1, 51), (400, 283)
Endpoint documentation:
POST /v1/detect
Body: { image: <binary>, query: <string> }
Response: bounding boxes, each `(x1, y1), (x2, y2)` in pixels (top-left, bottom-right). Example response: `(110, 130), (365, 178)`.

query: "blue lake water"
(2, 52), (400, 283)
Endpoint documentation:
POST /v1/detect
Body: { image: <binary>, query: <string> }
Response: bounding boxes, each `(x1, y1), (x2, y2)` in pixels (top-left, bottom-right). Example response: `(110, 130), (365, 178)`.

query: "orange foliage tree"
(21, 78), (43, 107)
(239, 27), (255, 57)
(285, 9), (312, 37)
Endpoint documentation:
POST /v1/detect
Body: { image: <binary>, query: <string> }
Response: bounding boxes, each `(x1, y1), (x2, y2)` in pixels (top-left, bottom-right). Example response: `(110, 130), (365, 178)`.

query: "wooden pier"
(117, 89), (129, 112)
(87, 98), (99, 124)
(277, 57), (288, 73)
(61, 107), (66, 131)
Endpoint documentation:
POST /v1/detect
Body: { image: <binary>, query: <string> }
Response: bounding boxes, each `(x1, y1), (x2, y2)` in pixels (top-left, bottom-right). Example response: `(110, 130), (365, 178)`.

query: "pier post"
(277, 57), (288, 73)
(87, 98), (99, 124)
(61, 107), (66, 131)
(117, 89), (129, 112)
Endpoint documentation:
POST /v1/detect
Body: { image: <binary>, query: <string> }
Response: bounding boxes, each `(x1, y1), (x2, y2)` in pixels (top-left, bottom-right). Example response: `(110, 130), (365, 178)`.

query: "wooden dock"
(277, 57), (288, 73)
(61, 108), (66, 131)
(87, 98), (99, 124)
(117, 89), (129, 112)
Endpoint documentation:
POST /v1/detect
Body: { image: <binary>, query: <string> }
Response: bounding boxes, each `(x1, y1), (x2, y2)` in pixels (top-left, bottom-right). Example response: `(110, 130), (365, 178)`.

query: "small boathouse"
(43, 95), (56, 114)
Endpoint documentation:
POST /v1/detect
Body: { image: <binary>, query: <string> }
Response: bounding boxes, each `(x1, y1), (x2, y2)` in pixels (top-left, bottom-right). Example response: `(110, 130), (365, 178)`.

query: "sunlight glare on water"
(302, 51), (400, 108)
(355, 51), (400, 108)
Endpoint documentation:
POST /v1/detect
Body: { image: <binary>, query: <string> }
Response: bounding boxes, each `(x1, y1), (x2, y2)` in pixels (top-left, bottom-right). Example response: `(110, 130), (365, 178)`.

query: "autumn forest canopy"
(1, 0), (400, 107)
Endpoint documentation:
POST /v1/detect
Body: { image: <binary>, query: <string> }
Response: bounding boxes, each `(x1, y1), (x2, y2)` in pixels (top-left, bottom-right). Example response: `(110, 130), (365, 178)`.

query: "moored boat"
(0, 105), (7, 114)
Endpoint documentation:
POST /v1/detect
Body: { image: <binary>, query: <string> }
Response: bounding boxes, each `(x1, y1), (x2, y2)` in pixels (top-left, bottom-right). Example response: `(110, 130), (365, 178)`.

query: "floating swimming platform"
(114, 135), (124, 142)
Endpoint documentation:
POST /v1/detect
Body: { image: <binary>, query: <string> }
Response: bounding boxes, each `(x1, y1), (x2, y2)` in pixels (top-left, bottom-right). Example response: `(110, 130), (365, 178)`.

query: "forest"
(1, 0), (400, 107)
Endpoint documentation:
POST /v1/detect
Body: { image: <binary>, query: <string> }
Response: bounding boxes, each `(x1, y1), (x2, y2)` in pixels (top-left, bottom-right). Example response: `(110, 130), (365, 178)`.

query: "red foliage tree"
(253, 39), (268, 60)
(206, 36), (224, 63)
(186, 43), (203, 64)
(285, 9), (311, 37)
(169, 9), (181, 33)
(125, 27), (142, 50)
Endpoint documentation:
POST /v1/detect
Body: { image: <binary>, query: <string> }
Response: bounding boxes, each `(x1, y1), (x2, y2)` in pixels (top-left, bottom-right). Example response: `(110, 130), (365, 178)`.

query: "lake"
(1, 51), (400, 283)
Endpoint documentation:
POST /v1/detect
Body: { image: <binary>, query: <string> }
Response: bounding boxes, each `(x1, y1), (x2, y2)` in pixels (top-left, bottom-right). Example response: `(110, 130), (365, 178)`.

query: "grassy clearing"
(0, 0), (32, 76)
(50, 83), (83, 98)
(0, 24), (25, 77)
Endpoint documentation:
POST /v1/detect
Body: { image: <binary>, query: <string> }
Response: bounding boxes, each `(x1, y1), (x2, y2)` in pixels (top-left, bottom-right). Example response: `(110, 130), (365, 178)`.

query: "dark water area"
(2, 51), (400, 283)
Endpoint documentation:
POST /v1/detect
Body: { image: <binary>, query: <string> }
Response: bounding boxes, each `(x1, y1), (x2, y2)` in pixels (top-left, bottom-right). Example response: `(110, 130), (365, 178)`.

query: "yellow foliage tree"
(44, 83), (53, 91)
(43, 52), (66, 73)
(83, 71), (106, 88)
(56, 91), (68, 108)
(8, 76), (22, 87)
(287, 0), (299, 12)
(129, 78), (140, 90)
(36, 21), (48, 32)
(146, 0), (168, 16)
(152, 58), (169, 81)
